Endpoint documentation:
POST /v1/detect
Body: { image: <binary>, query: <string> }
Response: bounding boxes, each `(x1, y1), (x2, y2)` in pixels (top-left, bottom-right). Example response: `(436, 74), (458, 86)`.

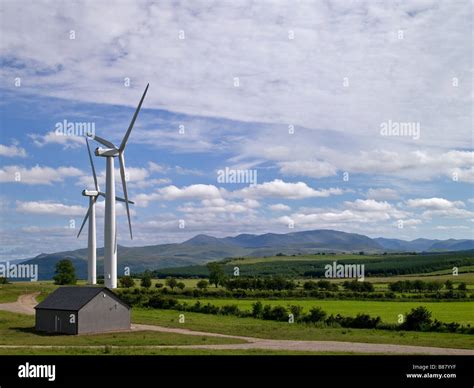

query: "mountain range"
(9, 229), (474, 280)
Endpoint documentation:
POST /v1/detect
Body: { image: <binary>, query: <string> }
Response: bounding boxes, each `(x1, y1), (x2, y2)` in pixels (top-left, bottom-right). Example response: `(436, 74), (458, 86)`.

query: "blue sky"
(0, 0), (473, 260)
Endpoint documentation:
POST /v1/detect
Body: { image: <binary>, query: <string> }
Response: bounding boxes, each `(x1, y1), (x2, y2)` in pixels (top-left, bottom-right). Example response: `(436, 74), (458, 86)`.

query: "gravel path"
(131, 323), (474, 355)
(0, 292), (38, 315)
(1, 293), (473, 355)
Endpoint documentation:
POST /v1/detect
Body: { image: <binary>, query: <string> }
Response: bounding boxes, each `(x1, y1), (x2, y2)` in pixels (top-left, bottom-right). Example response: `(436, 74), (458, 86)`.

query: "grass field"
(0, 311), (245, 347)
(132, 308), (474, 350)
(177, 298), (474, 325)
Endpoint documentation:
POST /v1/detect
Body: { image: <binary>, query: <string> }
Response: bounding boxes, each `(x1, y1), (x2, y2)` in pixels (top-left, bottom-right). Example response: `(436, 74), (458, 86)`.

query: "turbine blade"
(119, 83), (149, 152)
(76, 200), (93, 238)
(118, 153), (133, 239)
(89, 134), (116, 149)
(86, 138), (99, 191)
(99, 191), (134, 204)
(115, 196), (135, 205)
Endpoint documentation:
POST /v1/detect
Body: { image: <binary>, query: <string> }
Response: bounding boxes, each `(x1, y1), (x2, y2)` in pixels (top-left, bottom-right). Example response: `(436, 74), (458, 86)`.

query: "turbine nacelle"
(95, 147), (119, 157)
(82, 189), (99, 197)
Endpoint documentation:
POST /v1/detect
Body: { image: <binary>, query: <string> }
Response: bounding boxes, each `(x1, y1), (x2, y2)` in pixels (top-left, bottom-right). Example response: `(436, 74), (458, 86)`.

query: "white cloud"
(29, 131), (84, 149)
(159, 184), (222, 201)
(345, 199), (394, 212)
(405, 197), (474, 220)
(135, 179), (342, 207)
(434, 225), (469, 230)
(396, 219), (422, 227)
(278, 199), (410, 229)
(132, 177), (171, 189)
(406, 197), (464, 210)
(147, 162), (167, 174)
(278, 160), (337, 179)
(238, 179), (343, 200)
(268, 203), (291, 211)
(147, 161), (203, 176)
(16, 201), (85, 216)
(1, 1), (470, 150)
(135, 183), (224, 207)
(421, 208), (474, 220)
(0, 143), (27, 158)
(178, 198), (260, 214)
(0, 165), (83, 185)
(366, 188), (400, 201)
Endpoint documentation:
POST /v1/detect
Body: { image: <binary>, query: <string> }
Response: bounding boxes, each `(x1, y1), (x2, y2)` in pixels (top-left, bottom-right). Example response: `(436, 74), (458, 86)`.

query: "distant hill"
(374, 237), (474, 252)
(16, 229), (474, 280)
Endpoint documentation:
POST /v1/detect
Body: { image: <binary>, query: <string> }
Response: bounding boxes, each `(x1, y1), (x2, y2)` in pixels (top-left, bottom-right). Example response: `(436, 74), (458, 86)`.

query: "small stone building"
(35, 286), (130, 335)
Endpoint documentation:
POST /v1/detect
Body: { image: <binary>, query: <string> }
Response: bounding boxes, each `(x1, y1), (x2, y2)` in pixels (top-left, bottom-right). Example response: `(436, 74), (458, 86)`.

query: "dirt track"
(1, 293), (473, 355)
(0, 292), (39, 315)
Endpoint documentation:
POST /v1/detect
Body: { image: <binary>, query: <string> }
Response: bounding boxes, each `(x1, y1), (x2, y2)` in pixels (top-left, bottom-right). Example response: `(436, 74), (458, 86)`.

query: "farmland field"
(155, 251), (474, 278)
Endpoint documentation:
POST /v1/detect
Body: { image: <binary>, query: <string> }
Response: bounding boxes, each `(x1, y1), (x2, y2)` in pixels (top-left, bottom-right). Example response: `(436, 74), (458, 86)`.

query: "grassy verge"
(0, 347), (355, 355)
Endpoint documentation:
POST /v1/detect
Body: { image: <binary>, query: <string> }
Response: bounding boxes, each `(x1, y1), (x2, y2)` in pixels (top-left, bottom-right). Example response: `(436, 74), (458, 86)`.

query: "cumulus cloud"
(16, 201), (85, 216)
(278, 160), (337, 179)
(178, 198), (260, 214)
(0, 143), (27, 158)
(135, 183), (224, 207)
(237, 179), (343, 200)
(159, 184), (222, 201)
(406, 197), (465, 210)
(28, 131), (84, 149)
(268, 203), (291, 212)
(366, 188), (400, 201)
(0, 165), (83, 185)
(406, 197), (473, 219)
(147, 161), (203, 176)
(278, 199), (410, 229)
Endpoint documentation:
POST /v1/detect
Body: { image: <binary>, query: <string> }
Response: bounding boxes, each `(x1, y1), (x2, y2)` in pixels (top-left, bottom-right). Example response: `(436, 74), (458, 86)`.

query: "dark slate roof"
(35, 286), (128, 311)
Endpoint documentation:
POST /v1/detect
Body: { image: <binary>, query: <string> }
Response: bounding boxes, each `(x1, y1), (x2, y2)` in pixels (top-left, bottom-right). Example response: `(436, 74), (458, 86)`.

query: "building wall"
(35, 309), (77, 335)
(78, 291), (130, 334)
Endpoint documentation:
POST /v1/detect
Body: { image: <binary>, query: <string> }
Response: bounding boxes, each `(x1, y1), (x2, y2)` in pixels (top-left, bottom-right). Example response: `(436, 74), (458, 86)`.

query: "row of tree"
(388, 279), (467, 293)
(224, 276), (296, 291)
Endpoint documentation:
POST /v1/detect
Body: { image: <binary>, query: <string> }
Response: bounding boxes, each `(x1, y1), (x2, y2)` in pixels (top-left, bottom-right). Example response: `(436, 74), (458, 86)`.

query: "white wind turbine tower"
(77, 137), (134, 285)
(88, 83), (149, 288)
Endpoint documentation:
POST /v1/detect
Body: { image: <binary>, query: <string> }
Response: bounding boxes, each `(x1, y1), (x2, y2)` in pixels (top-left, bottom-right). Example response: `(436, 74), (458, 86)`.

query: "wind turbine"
(77, 137), (134, 285)
(88, 83), (149, 288)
